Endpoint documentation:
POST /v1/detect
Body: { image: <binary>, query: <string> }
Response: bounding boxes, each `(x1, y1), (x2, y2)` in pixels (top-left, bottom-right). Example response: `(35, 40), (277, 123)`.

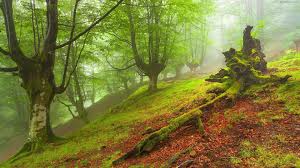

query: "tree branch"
(0, 47), (10, 56)
(1, 0), (27, 64)
(105, 55), (136, 71)
(0, 67), (18, 72)
(55, 32), (90, 94)
(56, 0), (125, 49)
(56, 97), (77, 118)
(107, 32), (131, 46)
(42, 0), (58, 62)
(59, 0), (81, 91)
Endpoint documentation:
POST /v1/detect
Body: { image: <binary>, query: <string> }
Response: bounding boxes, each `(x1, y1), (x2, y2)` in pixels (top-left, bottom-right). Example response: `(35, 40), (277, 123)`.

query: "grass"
(2, 51), (300, 167)
(269, 52), (300, 115)
(1, 77), (217, 168)
(236, 140), (300, 168)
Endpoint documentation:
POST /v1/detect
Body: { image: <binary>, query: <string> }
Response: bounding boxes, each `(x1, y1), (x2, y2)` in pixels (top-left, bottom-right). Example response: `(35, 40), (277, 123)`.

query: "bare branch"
(56, 0), (124, 49)
(59, 0), (81, 91)
(56, 97), (77, 118)
(107, 32), (131, 46)
(105, 55), (136, 71)
(0, 47), (10, 56)
(0, 67), (18, 72)
(1, 0), (27, 64)
(30, 0), (37, 54)
(55, 32), (90, 94)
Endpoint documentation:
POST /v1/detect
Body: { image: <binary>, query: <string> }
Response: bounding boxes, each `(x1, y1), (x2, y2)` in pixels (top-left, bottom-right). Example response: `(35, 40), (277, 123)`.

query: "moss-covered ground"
(1, 52), (300, 168)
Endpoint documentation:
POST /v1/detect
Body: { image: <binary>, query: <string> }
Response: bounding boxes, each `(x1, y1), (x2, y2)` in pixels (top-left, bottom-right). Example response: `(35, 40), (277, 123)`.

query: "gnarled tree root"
(9, 135), (66, 163)
(113, 82), (241, 165)
(113, 108), (203, 165)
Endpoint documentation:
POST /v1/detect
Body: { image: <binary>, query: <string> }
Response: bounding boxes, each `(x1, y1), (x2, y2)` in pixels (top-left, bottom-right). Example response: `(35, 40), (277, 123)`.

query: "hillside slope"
(1, 53), (300, 168)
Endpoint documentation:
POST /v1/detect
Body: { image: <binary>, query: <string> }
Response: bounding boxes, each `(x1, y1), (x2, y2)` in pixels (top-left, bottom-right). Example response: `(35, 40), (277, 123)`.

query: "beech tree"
(107, 0), (210, 91)
(0, 0), (124, 154)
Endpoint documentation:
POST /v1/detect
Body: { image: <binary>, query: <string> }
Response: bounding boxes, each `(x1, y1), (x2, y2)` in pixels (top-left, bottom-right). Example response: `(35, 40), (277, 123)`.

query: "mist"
(0, 0), (300, 167)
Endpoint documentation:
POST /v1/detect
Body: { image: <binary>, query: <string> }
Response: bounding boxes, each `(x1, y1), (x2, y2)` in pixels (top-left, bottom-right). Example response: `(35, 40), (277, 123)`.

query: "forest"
(0, 0), (299, 167)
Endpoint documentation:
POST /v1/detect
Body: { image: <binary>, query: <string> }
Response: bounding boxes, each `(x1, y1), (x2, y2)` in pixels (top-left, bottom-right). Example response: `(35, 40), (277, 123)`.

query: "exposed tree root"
(112, 26), (291, 165)
(163, 142), (199, 168)
(113, 83), (241, 165)
(9, 135), (66, 163)
(113, 108), (202, 165)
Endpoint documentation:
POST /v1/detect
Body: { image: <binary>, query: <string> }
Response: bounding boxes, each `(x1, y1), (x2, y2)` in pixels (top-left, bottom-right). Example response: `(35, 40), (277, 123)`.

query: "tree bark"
(148, 73), (158, 91)
(16, 62), (57, 155)
(294, 40), (300, 52)
(73, 71), (89, 123)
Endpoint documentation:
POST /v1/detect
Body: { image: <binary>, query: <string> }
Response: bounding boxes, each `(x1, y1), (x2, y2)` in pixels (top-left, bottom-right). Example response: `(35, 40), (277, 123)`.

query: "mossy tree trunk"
(113, 26), (291, 165)
(126, 0), (169, 92)
(17, 60), (57, 154)
(0, 0), (124, 157)
(148, 72), (159, 91)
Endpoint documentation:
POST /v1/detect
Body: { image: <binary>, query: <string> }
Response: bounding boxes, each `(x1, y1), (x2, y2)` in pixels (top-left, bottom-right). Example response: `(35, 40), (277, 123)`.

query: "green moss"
(276, 80), (300, 115)
(2, 77), (212, 168)
(237, 140), (300, 168)
(224, 110), (246, 123)
(101, 151), (121, 168)
(230, 157), (242, 165)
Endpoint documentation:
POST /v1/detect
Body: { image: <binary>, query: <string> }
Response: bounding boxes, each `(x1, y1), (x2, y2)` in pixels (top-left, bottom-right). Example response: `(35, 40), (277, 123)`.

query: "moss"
(230, 157), (242, 165)
(236, 140), (300, 168)
(114, 108), (202, 163)
(101, 151), (121, 168)
(276, 79), (300, 115)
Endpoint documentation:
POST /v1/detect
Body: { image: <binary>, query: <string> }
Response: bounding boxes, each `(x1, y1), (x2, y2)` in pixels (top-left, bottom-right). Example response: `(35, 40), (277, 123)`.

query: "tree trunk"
(148, 73), (158, 91)
(22, 82), (55, 154)
(28, 93), (54, 144)
(175, 64), (184, 78)
(175, 67), (181, 78)
(73, 72), (89, 123)
(11, 61), (58, 158)
(294, 40), (300, 52)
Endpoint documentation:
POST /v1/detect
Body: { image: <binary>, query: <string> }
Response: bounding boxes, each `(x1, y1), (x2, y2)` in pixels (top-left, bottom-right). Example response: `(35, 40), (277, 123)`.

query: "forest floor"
(1, 53), (300, 168)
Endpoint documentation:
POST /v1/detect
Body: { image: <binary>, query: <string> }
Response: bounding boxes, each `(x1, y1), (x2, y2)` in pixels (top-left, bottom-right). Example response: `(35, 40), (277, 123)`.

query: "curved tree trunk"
(12, 62), (58, 159)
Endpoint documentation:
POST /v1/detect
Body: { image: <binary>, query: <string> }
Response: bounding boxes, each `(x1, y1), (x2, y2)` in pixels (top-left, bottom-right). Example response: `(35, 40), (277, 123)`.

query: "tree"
(0, 0), (124, 155)
(119, 0), (206, 91)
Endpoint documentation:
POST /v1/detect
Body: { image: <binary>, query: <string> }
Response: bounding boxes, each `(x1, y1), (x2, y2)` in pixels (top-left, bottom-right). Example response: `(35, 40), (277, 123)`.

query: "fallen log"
(112, 25), (291, 165)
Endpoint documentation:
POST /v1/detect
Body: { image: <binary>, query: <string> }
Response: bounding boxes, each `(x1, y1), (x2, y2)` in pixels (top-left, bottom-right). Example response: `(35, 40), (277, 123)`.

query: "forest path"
(0, 90), (132, 163)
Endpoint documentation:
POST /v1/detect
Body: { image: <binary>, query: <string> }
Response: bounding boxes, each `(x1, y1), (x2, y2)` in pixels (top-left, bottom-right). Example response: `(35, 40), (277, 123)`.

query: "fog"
(0, 0), (300, 163)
